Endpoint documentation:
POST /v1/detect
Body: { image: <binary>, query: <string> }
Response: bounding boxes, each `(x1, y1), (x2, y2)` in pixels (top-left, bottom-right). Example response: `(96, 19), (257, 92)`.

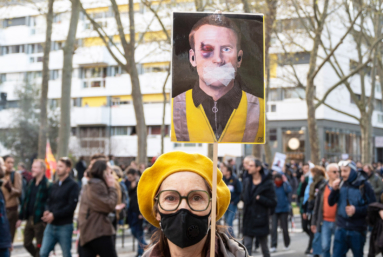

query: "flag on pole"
(45, 140), (57, 180)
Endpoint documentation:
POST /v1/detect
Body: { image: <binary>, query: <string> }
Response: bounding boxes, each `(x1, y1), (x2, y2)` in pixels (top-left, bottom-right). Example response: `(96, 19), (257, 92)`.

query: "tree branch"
(141, 0), (170, 43)
(311, 9), (363, 80)
(320, 101), (360, 121)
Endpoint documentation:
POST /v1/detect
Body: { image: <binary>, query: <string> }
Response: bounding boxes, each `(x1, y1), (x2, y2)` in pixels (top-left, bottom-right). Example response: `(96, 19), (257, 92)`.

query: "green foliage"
(0, 83), (59, 169)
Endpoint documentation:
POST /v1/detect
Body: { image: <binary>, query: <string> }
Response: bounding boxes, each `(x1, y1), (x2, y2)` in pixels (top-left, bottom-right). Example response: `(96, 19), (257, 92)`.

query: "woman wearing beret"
(137, 151), (249, 257)
(78, 160), (118, 257)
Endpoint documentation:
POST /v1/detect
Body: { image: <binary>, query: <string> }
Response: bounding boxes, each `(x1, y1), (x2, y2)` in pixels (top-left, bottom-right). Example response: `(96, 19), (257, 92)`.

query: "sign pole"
(210, 142), (218, 257)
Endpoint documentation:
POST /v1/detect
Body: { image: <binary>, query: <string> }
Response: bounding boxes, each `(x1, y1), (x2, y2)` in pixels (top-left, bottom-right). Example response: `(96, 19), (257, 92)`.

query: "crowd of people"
(2, 153), (383, 257)
(0, 154), (148, 257)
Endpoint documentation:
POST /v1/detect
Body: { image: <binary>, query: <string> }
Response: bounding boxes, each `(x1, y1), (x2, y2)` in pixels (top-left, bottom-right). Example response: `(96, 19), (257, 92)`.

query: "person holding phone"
(78, 160), (118, 257)
(328, 160), (376, 257)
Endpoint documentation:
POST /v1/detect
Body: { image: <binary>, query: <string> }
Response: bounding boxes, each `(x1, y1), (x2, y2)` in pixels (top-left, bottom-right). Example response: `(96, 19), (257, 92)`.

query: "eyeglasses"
(155, 190), (211, 212)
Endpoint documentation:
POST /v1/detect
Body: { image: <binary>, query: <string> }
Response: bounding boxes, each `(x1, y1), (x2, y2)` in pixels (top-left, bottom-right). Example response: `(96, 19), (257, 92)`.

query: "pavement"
(9, 215), (370, 257)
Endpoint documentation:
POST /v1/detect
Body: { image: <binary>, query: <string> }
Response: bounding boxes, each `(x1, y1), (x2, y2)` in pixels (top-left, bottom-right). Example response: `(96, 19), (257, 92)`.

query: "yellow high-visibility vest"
(171, 89), (264, 143)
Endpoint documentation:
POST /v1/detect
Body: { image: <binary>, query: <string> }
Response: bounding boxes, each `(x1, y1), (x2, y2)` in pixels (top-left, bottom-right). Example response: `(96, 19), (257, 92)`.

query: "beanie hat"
(137, 151), (231, 228)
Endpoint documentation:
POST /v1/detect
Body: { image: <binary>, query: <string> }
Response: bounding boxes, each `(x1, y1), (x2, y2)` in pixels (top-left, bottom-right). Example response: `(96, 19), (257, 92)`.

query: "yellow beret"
(137, 151), (231, 228)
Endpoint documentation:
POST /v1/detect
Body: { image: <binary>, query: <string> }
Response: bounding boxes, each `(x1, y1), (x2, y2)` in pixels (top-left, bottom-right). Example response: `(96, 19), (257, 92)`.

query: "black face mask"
(159, 209), (211, 248)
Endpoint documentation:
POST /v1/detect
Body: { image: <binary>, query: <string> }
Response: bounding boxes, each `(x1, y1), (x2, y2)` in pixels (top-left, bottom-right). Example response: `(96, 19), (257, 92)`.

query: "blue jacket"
(275, 181), (292, 213)
(223, 175), (242, 206)
(328, 168), (376, 231)
(0, 189), (12, 249)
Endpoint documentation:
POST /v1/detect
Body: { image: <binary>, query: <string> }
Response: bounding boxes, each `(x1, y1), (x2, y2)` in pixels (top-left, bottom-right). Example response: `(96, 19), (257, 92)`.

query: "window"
(112, 97), (130, 106)
(270, 104), (277, 112)
(148, 126), (162, 135)
(283, 87), (305, 99)
(174, 143), (202, 147)
(111, 127), (129, 136)
(278, 52), (310, 65)
(5, 17), (26, 27)
(143, 64), (169, 74)
(51, 70), (60, 80)
(378, 114), (383, 123)
(269, 128), (277, 141)
(52, 41), (64, 51)
(0, 46), (8, 55)
(37, 56), (43, 62)
(276, 17), (313, 33)
(0, 74), (6, 83)
(53, 13), (62, 23)
(6, 73), (24, 81)
(268, 88), (282, 101)
(72, 98), (82, 107)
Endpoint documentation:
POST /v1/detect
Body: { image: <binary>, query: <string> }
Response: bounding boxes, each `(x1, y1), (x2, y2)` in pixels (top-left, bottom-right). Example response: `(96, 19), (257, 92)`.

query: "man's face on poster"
(189, 25), (243, 88)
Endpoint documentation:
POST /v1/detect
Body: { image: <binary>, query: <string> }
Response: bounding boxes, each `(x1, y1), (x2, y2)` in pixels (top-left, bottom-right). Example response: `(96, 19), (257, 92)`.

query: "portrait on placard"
(171, 12), (265, 144)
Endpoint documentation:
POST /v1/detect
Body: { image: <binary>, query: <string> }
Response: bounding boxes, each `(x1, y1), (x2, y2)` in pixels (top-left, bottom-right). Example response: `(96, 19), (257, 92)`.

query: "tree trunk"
(263, 0), (277, 165)
(128, 0), (147, 164)
(161, 70), (170, 154)
(252, 144), (262, 159)
(38, 0), (54, 159)
(57, 0), (80, 158)
(360, 115), (372, 163)
(305, 0), (329, 165)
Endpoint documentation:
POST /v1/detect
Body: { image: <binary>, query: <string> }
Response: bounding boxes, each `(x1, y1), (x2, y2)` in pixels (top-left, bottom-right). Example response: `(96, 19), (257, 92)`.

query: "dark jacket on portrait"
(242, 169), (277, 237)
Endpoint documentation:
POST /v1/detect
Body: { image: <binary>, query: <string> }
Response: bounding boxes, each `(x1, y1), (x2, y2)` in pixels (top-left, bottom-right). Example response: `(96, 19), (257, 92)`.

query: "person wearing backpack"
(1, 155), (22, 242)
(329, 160), (376, 257)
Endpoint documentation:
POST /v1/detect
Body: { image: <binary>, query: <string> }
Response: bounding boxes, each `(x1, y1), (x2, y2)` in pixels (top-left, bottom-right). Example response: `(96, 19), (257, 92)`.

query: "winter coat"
(223, 175), (242, 206)
(78, 178), (118, 246)
(297, 176), (309, 214)
(274, 181), (292, 213)
(143, 232), (249, 257)
(367, 202), (383, 256)
(368, 172), (383, 202)
(0, 189), (11, 249)
(328, 168), (376, 232)
(311, 180), (328, 232)
(242, 169), (277, 237)
(19, 176), (52, 224)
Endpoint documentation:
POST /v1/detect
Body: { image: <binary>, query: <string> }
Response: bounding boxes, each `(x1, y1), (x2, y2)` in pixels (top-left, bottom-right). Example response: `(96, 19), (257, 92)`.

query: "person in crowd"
(75, 156), (87, 188)
(285, 165), (298, 201)
(111, 166), (128, 224)
(356, 161), (363, 172)
(363, 164), (383, 202)
(308, 166), (327, 257)
(320, 158), (328, 168)
(221, 162), (242, 237)
(78, 160), (118, 257)
(17, 162), (33, 183)
(367, 201), (383, 256)
(17, 159), (52, 257)
(137, 151), (248, 257)
(1, 155), (22, 242)
(297, 162), (314, 254)
(0, 157), (12, 257)
(242, 158), (276, 256)
(39, 158), (79, 257)
(108, 155), (115, 166)
(270, 173), (291, 253)
(126, 168), (147, 257)
(227, 158), (238, 176)
(296, 161), (304, 181)
(311, 163), (339, 257)
(138, 163), (146, 175)
(130, 161), (138, 170)
(241, 155), (255, 181)
(376, 162), (383, 176)
(329, 160), (376, 257)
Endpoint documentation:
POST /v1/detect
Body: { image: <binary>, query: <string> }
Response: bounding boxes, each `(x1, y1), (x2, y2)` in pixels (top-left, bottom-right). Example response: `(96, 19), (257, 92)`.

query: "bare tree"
(79, 0), (148, 164)
(161, 66), (171, 154)
(57, 0), (80, 158)
(38, 0), (54, 159)
(275, 0), (375, 163)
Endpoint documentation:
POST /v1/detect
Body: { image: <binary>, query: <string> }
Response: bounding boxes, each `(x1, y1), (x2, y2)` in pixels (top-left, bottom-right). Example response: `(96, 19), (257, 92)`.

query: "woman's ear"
(156, 211), (161, 222)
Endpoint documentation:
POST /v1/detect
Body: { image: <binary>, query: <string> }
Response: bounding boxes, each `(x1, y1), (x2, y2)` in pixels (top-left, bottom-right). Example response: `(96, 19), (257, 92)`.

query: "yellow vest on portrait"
(171, 89), (264, 143)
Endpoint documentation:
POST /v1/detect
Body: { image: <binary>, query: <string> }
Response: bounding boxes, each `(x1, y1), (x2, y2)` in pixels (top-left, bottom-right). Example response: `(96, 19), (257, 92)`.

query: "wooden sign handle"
(210, 142), (218, 257)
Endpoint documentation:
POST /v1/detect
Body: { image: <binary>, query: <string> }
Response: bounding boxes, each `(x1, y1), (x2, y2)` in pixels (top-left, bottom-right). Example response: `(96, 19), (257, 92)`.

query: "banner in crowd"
(171, 12), (265, 144)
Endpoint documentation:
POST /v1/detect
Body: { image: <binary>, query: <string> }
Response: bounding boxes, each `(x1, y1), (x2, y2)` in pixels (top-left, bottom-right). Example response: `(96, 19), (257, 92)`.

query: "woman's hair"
(364, 164), (374, 173)
(311, 166), (326, 178)
(112, 165), (123, 179)
(88, 160), (108, 184)
(147, 177), (229, 256)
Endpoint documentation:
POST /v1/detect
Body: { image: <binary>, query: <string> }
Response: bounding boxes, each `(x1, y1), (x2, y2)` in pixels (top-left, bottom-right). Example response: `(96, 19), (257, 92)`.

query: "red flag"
(45, 140), (56, 180)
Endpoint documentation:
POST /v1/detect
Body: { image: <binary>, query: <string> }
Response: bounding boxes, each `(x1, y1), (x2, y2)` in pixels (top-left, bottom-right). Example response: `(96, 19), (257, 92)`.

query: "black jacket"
(242, 169), (277, 237)
(311, 180), (328, 232)
(76, 161), (87, 181)
(47, 176), (79, 226)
